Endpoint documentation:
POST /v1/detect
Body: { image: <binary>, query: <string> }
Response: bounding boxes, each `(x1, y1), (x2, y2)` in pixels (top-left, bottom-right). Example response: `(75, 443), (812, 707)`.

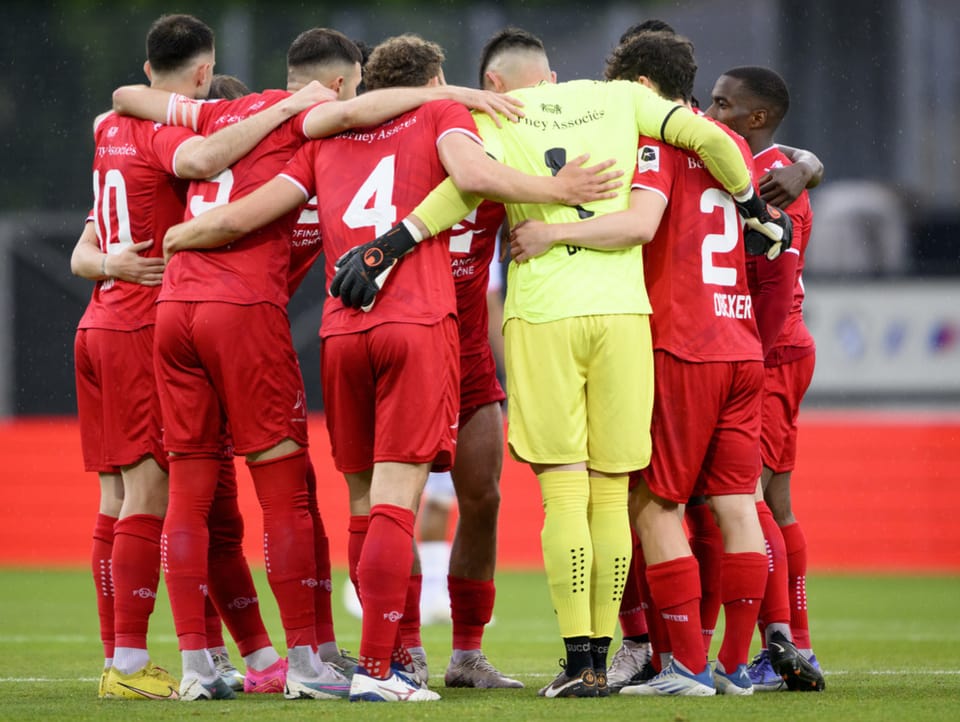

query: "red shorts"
(321, 317), (459, 473)
(155, 301), (308, 456)
(760, 352), (815, 473)
(74, 327), (166, 472)
(634, 351), (762, 503)
(459, 346), (505, 425)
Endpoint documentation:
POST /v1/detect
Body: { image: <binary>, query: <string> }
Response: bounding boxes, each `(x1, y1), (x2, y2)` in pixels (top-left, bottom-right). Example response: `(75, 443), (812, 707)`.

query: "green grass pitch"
(1, 568), (958, 720)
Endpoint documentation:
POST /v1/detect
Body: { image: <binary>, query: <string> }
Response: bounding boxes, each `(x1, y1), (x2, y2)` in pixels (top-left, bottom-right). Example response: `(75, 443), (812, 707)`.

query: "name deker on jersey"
(714, 292), (753, 319)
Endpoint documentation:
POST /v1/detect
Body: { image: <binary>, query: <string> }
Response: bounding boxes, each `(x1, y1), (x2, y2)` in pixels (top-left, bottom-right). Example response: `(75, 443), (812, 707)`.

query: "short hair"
(287, 27), (362, 70)
(605, 30), (697, 103)
(477, 27), (546, 88)
(618, 18), (676, 45)
(363, 34), (445, 91)
(721, 65), (791, 123)
(208, 74), (250, 100)
(146, 14), (214, 74)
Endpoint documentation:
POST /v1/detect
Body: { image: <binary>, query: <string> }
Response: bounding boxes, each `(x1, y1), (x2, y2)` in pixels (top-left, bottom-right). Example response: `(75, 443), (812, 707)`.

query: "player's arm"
(438, 133), (621, 207)
(70, 219), (164, 285)
(749, 248), (799, 357)
(758, 145), (824, 208)
(508, 187), (665, 263)
(112, 82), (332, 179)
(301, 85), (525, 139)
(162, 177), (306, 262)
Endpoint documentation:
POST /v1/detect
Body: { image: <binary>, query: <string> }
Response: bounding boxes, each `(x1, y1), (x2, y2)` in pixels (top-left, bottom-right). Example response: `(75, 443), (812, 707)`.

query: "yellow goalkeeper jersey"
(474, 79), (751, 324)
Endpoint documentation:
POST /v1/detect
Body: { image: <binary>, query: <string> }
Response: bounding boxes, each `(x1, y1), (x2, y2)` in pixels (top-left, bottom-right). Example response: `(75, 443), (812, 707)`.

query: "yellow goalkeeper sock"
(538, 469), (593, 639)
(587, 474), (632, 639)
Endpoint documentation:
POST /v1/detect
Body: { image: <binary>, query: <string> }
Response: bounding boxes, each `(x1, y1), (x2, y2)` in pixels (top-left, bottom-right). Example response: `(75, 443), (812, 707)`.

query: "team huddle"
(72, 12), (824, 704)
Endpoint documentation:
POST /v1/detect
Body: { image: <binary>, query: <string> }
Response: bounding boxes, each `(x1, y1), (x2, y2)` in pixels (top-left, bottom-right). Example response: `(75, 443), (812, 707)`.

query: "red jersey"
(288, 193), (323, 297)
(79, 113), (196, 331)
(280, 100), (479, 338)
(450, 200), (505, 355)
(633, 120), (762, 362)
(746, 146), (815, 365)
(159, 90), (312, 310)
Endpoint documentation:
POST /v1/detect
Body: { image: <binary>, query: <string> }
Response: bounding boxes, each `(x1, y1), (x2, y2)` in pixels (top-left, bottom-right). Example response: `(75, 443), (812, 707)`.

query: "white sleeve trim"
(278, 173), (312, 202)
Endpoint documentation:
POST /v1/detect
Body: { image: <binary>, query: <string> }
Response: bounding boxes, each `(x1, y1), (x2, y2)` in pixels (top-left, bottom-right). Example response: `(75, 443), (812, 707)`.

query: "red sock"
(634, 544), (667, 671)
(646, 555), (704, 674)
(450, 576), (495, 650)
(91, 513), (116, 659)
(356, 504), (415, 679)
(618, 529), (649, 638)
(305, 460), (335, 646)
(685, 503), (723, 655)
(204, 596), (225, 649)
(248, 448), (315, 650)
(400, 573), (422, 649)
(347, 515), (369, 606)
(207, 459), (271, 656)
(781, 522), (812, 648)
(113, 513), (163, 649)
(717, 552), (768, 673)
(163, 454), (220, 651)
(756, 502), (790, 637)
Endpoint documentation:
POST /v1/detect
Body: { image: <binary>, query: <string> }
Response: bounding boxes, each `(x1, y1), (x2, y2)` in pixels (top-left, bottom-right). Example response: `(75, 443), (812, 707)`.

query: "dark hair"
(605, 31), (697, 103)
(363, 34), (444, 91)
(287, 27), (362, 70)
(618, 18), (676, 45)
(722, 65), (791, 123)
(146, 14), (214, 74)
(353, 38), (373, 94)
(477, 26), (546, 88)
(208, 74), (250, 100)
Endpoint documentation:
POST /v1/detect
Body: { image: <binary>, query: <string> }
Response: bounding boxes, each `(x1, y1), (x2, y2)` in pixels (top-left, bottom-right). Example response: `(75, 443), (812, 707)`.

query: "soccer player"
(70, 13), (329, 701)
(159, 32), (620, 702)
(705, 65), (825, 692)
(342, 35), (787, 700)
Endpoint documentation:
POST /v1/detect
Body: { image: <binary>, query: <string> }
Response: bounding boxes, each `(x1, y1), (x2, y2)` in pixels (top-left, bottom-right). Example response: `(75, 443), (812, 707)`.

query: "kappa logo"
(637, 145), (660, 173)
(107, 126), (119, 138)
(301, 577), (318, 588)
(132, 587), (157, 599)
(541, 102), (561, 114)
(383, 610), (403, 622)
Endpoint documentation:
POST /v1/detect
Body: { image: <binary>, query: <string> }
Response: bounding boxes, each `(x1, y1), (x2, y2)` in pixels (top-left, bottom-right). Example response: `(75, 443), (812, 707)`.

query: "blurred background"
(1, 0), (958, 415)
(0, 0), (957, 572)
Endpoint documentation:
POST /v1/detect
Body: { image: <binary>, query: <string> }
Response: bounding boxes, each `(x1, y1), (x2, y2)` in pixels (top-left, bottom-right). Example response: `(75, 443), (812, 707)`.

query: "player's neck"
(746, 130), (775, 156)
(150, 74), (196, 99)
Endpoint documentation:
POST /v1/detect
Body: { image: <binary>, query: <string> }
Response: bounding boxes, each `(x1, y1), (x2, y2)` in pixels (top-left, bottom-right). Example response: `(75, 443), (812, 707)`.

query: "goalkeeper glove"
(734, 188), (793, 260)
(329, 220), (420, 311)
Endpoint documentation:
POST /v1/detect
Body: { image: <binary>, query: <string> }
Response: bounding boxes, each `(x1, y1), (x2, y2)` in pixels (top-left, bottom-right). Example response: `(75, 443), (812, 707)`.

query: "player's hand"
(735, 189), (793, 260)
(108, 240), (165, 286)
(279, 80), (338, 115)
(447, 87), (525, 127)
(758, 163), (812, 208)
(162, 222), (189, 264)
(329, 222), (419, 311)
(554, 153), (623, 206)
(509, 219), (557, 263)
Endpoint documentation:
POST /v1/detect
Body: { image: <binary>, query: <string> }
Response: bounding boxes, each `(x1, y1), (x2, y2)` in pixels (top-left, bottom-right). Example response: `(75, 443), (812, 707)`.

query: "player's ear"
(549, 70), (558, 84)
(143, 61), (153, 83)
(484, 70), (505, 93)
(196, 62), (214, 90)
(749, 107), (768, 130)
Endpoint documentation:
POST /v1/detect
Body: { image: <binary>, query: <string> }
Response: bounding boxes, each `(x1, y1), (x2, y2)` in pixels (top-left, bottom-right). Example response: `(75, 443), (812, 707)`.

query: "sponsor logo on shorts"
(383, 610), (403, 622)
(132, 587), (157, 599)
